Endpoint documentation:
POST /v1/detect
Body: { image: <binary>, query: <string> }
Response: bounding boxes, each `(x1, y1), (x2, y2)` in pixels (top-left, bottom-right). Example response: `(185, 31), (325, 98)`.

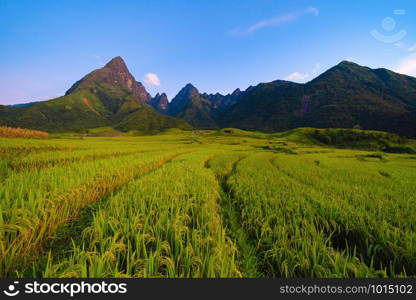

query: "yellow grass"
(0, 126), (49, 139)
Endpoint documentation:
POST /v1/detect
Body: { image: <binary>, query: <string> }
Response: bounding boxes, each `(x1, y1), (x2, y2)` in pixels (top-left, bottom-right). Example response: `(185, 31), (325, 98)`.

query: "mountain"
(66, 56), (151, 103)
(219, 80), (304, 132)
(164, 61), (415, 137)
(149, 93), (169, 112)
(1, 59), (415, 136)
(222, 61), (416, 137)
(164, 84), (243, 129)
(0, 57), (191, 133)
(165, 84), (217, 129)
(202, 88), (242, 111)
(167, 84), (200, 116)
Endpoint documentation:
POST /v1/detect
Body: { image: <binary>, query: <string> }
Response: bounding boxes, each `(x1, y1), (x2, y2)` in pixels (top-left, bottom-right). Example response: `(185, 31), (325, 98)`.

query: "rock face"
(65, 56), (151, 103)
(150, 93), (169, 112)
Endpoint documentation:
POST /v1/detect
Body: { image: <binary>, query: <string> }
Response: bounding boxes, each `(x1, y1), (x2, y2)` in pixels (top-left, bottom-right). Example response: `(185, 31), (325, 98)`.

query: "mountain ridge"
(1, 58), (415, 137)
(154, 60), (415, 137)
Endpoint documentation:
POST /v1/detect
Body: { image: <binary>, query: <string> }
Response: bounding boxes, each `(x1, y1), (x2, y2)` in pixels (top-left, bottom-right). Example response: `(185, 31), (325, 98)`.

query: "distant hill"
(156, 61), (416, 137)
(224, 61), (416, 137)
(8, 101), (41, 108)
(0, 57), (191, 133)
(211, 127), (416, 154)
(277, 127), (416, 153)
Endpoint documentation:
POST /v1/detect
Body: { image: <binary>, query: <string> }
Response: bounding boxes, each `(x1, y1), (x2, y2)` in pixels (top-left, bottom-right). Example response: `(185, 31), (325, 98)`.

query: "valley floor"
(0, 131), (415, 278)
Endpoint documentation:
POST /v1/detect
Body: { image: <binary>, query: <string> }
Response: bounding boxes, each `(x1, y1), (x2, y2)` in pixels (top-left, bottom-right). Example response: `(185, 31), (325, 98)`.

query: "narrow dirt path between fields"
(206, 155), (264, 278)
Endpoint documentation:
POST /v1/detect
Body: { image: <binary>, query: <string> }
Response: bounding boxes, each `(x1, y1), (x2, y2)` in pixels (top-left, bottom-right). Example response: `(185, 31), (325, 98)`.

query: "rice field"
(0, 131), (415, 278)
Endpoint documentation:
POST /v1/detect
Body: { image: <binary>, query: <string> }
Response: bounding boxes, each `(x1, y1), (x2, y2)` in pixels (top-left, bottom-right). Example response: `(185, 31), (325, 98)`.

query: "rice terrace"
(1, 127), (415, 278)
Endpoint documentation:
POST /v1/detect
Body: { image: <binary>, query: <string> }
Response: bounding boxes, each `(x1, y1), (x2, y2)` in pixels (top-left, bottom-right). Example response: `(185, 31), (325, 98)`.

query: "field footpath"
(206, 153), (264, 277)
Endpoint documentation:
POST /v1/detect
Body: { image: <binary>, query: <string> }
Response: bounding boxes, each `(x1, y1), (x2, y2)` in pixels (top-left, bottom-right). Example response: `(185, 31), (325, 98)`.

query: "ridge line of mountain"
(1, 57), (415, 137)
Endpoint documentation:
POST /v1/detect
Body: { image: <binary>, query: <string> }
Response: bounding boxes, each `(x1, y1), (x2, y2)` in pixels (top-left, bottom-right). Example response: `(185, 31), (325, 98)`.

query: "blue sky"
(1, 0), (416, 104)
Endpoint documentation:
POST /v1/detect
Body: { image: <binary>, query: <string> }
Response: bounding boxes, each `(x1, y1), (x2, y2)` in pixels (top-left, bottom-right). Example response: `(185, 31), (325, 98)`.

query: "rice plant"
(0, 133), (415, 278)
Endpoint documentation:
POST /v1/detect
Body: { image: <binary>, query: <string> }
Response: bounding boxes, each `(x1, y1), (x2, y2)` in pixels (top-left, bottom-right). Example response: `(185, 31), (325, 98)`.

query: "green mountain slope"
(175, 95), (217, 129)
(3, 59), (415, 136)
(0, 90), (110, 132)
(65, 56), (151, 103)
(219, 80), (304, 132)
(115, 105), (191, 134)
(222, 61), (416, 137)
(167, 84), (221, 129)
(0, 57), (191, 134)
(160, 61), (415, 137)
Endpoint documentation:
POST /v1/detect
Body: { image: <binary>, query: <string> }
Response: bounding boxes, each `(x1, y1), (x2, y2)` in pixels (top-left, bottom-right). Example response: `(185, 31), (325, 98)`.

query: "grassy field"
(0, 128), (415, 278)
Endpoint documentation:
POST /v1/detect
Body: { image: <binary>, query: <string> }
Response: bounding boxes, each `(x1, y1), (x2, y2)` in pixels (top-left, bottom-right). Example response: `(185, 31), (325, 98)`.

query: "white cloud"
(408, 44), (416, 52)
(144, 73), (161, 86)
(394, 53), (416, 76)
(395, 42), (406, 49)
(231, 7), (319, 35)
(284, 72), (309, 82)
(284, 62), (321, 82)
(311, 63), (322, 75)
(91, 54), (105, 67)
(305, 7), (320, 16)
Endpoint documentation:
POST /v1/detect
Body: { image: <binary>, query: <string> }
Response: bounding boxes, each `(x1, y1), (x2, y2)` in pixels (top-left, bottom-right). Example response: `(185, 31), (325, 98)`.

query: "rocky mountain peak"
(65, 56), (151, 103)
(180, 83), (199, 98)
(231, 88), (241, 96)
(150, 93), (169, 111)
(104, 56), (129, 72)
(167, 84), (201, 115)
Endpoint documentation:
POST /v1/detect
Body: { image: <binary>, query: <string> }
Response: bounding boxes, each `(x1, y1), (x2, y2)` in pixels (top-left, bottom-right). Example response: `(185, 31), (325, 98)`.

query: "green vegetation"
(0, 128), (415, 278)
(3, 58), (416, 138)
(0, 56), (191, 134)
(221, 61), (416, 137)
(0, 89), (191, 134)
(280, 128), (416, 153)
(115, 105), (192, 135)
